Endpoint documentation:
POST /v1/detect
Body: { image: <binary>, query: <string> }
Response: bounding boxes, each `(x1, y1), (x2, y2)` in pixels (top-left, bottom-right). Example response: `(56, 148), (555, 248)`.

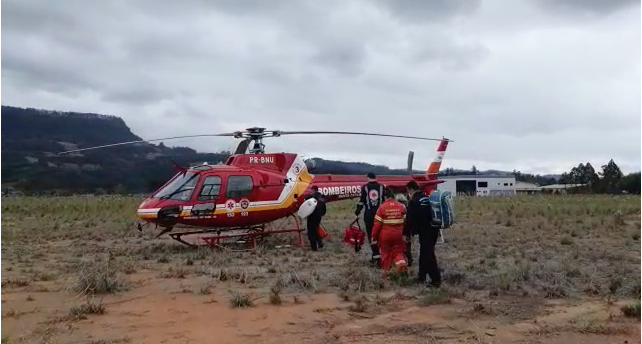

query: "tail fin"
(426, 138), (449, 179)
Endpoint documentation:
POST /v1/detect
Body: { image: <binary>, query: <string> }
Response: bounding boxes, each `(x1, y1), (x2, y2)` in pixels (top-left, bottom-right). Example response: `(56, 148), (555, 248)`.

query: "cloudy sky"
(2, 0), (640, 174)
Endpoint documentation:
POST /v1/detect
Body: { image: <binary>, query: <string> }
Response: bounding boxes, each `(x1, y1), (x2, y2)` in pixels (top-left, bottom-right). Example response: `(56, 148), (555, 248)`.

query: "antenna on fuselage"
(407, 151), (414, 174)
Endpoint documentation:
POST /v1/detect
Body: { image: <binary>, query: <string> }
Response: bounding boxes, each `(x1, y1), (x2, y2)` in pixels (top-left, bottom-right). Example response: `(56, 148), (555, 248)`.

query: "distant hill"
(1, 106), (230, 194)
(1, 105), (559, 194)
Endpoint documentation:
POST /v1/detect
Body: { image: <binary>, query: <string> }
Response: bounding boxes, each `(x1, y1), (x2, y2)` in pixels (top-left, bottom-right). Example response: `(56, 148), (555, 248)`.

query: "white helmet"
(395, 193), (408, 204)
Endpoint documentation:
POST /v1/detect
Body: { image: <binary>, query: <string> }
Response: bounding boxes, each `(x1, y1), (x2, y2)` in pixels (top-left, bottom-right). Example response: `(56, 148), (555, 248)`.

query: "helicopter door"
(222, 174), (255, 222)
(191, 175), (223, 217)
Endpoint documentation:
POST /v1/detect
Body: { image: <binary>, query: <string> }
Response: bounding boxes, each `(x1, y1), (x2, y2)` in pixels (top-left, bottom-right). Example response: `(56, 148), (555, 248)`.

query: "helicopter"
(59, 128), (452, 248)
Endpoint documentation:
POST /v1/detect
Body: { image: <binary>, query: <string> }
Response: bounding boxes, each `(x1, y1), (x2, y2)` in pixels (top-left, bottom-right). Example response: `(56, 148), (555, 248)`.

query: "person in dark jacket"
(354, 172), (384, 267)
(403, 181), (441, 287)
(307, 193), (326, 251)
(305, 185), (322, 200)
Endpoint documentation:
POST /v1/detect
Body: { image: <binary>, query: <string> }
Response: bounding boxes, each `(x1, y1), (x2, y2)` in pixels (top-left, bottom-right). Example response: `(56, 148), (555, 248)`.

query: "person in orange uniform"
(372, 187), (408, 272)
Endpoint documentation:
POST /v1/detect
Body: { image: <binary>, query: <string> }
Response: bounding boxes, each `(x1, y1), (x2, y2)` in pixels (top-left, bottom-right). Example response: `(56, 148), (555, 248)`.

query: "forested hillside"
(1, 106), (229, 194)
(1, 106), (637, 195)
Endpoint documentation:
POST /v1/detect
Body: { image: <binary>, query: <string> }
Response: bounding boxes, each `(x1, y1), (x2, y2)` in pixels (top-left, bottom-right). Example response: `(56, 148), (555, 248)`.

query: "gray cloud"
(374, 0), (481, 22)
(313, 43), (368, 76)
(1, 0), (640, 174)
(533, 0), (640, 17)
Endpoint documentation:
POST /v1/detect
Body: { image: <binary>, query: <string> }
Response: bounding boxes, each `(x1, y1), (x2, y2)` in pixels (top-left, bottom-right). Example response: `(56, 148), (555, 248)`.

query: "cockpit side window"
(226, 175), (253, 198)
(153, 172), (199, 201)
(198, 175), (222, 200)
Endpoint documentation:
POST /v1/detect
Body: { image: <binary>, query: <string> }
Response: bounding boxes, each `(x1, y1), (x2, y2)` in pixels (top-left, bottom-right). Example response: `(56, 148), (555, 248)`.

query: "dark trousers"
(306, 217), (323, 251)
(405, 240), (413, 267)
(363, 211), (381, 262)
(417, 229), (441, 285)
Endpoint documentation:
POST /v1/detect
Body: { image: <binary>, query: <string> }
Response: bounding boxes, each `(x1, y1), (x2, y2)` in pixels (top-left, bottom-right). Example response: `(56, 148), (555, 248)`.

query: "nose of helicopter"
(136, 198), (160, 221)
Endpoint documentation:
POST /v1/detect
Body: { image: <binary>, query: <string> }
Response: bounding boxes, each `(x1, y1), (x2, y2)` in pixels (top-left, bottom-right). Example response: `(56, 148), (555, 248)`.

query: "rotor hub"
(244, 127), (270, 154)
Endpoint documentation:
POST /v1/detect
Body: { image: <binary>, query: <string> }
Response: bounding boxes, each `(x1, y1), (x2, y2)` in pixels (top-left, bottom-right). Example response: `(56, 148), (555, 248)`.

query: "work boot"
(371, 257), (381, 268)
(427, 281), (441, 289)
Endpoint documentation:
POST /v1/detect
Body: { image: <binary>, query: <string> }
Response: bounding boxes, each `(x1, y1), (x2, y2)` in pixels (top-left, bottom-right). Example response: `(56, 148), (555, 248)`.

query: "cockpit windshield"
(153, 171), (199, 201)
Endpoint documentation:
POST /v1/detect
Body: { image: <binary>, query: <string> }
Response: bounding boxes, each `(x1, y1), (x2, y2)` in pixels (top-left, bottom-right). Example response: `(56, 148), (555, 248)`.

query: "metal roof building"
(539, 183), (585, 194)
(437, 174), (516, 196)
(515, 181), (541, 194)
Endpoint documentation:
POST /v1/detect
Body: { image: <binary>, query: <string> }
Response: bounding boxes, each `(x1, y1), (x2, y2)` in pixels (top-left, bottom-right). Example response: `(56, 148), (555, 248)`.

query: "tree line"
(556, 159), (640, 194)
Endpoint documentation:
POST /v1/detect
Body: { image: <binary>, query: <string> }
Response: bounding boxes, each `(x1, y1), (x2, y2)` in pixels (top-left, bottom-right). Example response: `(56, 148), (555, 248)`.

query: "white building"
(515, 181), (541, 194)
(538, 183), (585, 194)
(437, 175), (516, 196)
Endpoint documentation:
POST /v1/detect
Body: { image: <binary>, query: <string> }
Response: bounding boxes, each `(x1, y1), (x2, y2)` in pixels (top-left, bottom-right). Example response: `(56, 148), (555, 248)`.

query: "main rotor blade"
(274, 130), (452, 142)
(57, 133), (237, 155)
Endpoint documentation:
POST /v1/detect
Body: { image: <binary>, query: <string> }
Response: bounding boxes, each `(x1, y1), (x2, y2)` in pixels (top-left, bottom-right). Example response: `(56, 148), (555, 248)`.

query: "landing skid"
(165, 215), (304, 250)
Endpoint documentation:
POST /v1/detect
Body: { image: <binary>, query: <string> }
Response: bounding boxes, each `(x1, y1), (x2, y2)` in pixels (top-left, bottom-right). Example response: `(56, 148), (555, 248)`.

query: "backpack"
(343, 219), (366, 253)
(428, 190), (454, 229)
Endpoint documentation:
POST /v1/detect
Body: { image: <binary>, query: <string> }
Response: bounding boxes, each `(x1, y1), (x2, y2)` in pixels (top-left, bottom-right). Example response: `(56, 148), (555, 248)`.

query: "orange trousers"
(378, 230), (408, 271)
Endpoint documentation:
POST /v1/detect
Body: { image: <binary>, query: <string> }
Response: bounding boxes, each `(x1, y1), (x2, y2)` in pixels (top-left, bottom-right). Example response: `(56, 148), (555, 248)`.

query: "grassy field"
(1, 194), (640, 344)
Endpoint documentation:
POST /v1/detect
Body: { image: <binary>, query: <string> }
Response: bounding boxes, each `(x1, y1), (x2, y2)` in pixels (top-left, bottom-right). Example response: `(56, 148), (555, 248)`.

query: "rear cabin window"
(198, 175), (222, 200)
(226, 175), (253, 198)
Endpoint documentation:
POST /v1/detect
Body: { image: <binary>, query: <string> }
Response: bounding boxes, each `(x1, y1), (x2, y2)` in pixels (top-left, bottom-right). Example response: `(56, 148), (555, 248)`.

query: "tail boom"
(308, 174), (443, 203)
(300, 137), (451, 203)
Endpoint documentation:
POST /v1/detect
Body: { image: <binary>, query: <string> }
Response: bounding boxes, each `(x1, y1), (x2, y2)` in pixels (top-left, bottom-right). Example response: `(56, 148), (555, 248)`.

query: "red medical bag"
(318, 224), (328, 239)
(343, 219), (365, 252)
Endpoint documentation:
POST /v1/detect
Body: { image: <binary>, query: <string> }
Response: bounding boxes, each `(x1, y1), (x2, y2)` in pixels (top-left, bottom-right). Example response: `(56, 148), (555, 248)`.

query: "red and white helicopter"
(61, 128), (451, 248)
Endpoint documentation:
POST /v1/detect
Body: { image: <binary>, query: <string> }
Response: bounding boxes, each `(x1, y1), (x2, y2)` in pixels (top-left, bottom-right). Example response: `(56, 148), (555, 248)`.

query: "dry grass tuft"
(275, 270), (319, 292)
(67, 299), (106, 320)
(161, 265), (189, 279)
(73, 258), (130, 295)
(387, 323), (436, 335)
(327, 267), (387, 292)
(1, 277), (31, 288)
(228, 291), (256, 308)
(387, 268), (413, 286)
(417, 287), (452, 306)
(531, 320), (632, 336)
(621, 299), (641, 318)
(198, 283), (213, 295)
(216, 268), (251, 283)
(348, 295), (370, 313)
(269, 285), (283, 305)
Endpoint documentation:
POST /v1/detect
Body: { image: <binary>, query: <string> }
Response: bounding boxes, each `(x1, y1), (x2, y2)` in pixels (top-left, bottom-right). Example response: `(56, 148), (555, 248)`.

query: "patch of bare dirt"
(2, 195), (641, 344)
